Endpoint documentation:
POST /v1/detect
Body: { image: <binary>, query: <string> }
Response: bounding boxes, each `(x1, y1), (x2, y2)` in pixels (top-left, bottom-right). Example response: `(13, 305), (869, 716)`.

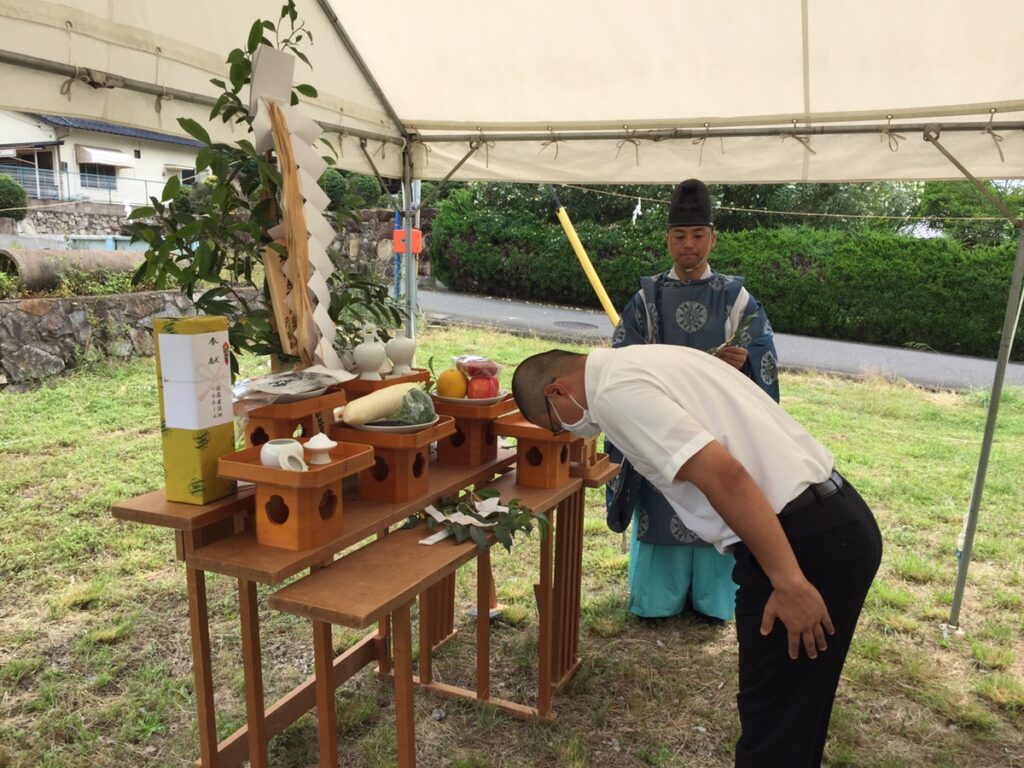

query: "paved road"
(417, 288), (1024, 392)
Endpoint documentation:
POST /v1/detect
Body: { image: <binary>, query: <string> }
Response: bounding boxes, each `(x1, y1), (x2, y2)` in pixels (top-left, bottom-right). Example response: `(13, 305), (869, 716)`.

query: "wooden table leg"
(536, 511), (554, 719)
(476, 550), (491, 701)
(392, 604), (417, 768)
(313, 621), (338, 768)
(551, 488), (585, 689)
(418, 590), (433, 685)
(184, 559), (220, 767)
(238, 579), (268, 768)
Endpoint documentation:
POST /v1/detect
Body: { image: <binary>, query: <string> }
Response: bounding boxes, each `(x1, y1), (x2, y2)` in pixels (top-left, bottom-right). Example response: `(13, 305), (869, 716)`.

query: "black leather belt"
(779, 470), (844, 517)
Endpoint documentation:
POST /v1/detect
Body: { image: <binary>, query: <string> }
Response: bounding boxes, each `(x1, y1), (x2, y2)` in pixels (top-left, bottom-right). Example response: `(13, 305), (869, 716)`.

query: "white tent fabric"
(1, 0), (1022, 183)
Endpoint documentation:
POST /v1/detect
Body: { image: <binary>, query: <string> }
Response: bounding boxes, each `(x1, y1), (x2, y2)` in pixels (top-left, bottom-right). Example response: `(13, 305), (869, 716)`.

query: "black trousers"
(731, 476), (882, 768)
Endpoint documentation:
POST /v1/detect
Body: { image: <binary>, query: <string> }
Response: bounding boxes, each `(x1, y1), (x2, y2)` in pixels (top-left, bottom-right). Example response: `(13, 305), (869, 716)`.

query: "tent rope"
(59, 67), (93, 100)
(476, 132), (496, 168)
(412, 139), (432, 167)
(154, 47), (173, 113)
(692, 123), (725, 166)
(879, 116), (906, 152)
(539, 127), (562, 160)
(779, 131), (816, 155)
(615, 128), (641, 166)
(984, 109), (1005, 163)
(554, 183), (1011, 223)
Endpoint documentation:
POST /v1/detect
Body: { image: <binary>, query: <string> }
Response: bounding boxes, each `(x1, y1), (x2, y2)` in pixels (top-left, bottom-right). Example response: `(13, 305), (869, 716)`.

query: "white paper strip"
(424, 505), (446, 523)
(249, 46), (295, 116)
(475, 497), (510, 517)
(252, 99), (274, 154)
(447, 512), (497, 528)
(281, 103), (322, 146)
(290, 139), (328, 180)
(419, 529), (452, 546)
(303, 203), (337, 246)
(307, 236), (334, 276)
(299, 167), (330, 210)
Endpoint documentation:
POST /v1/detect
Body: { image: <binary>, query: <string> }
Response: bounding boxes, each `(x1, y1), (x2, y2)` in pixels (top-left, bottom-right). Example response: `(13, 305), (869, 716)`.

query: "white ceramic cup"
(259, 439), (308, 472)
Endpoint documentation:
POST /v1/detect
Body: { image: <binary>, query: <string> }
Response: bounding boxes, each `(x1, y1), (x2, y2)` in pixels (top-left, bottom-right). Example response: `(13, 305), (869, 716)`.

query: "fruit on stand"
(467, 376), (501, 399)
(437, 368), (469, 398)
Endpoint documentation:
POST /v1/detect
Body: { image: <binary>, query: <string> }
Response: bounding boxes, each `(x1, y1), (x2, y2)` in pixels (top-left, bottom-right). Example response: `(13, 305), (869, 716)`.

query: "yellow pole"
(554, 205), (620, 328)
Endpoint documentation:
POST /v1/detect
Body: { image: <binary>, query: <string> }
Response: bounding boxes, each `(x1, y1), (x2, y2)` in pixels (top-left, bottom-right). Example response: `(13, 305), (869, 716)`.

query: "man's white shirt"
(585, 346), (834, 551)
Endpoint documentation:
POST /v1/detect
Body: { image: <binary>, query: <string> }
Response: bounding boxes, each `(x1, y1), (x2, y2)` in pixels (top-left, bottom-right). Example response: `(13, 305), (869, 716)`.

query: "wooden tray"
(431, 394), (518, 420)
(331, 414), (456, 449)
(492, 412), (576, 443)
(246, 388), (347, 421)
(339, 368), (430, 399)
(569, 452), (620, 487)
(218, 441), (375, 487)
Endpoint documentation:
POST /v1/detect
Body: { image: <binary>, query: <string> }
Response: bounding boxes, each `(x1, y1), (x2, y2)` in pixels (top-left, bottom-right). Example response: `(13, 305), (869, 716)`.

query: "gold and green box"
(154, 316), (237, 505)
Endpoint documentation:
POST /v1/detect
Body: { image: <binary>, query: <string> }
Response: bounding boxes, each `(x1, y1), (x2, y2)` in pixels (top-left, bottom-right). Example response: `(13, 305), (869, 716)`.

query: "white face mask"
(550, 393), (602, 439)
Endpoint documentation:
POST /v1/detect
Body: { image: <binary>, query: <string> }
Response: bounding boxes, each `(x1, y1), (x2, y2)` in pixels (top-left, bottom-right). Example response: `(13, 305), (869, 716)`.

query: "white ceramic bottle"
(385, 332), (416, 377)
(352, 325), (387, 380)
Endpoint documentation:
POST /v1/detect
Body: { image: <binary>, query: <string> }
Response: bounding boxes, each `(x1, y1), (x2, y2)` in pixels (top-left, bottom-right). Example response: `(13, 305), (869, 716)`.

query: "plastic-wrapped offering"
(453, 355), (500, 379)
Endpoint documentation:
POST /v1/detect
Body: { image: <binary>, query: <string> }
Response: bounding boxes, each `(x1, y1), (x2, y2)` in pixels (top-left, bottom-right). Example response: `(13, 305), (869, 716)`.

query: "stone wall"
(21, 201), (128, 237)
(0, 291), (192, 390)
(334, 207), (437, 282)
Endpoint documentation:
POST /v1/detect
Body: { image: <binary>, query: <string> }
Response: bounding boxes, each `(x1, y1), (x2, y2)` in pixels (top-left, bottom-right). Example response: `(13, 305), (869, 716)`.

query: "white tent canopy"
(1, 0), (1022, 183)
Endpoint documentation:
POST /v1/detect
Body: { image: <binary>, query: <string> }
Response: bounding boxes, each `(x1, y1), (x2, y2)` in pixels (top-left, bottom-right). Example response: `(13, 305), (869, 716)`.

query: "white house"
(0, 110), (202, 207)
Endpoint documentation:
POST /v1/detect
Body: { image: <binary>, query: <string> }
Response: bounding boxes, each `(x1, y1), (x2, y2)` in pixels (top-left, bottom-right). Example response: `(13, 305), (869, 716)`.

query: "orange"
(436, 368), (468, 398)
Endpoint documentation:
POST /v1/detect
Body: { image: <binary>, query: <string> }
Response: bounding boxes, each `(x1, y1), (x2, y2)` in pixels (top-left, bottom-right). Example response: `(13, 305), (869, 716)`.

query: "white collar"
(669, 265), (712, 281)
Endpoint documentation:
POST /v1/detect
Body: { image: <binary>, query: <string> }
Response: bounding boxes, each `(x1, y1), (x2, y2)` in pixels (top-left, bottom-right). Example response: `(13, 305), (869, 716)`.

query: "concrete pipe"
(0, 249), (147, 291)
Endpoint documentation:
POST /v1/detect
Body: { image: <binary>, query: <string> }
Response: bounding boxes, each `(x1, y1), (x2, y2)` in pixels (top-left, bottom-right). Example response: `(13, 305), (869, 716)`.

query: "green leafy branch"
(706, 310), (757, 356)
(403, 487), (550, 553)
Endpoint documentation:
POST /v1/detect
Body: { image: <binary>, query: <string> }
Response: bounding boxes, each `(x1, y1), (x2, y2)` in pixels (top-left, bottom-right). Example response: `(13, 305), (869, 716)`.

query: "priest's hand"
(717, 346), (748, 370)
(761, 579), (835, 660)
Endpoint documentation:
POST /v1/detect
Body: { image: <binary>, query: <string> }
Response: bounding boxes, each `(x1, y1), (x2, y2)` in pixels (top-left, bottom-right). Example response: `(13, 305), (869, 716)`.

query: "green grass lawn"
(1, 325), (1022, 767)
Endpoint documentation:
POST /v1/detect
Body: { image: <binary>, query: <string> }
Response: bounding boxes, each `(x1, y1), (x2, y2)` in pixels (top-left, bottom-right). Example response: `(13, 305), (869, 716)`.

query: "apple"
(466, 376), (500, 399)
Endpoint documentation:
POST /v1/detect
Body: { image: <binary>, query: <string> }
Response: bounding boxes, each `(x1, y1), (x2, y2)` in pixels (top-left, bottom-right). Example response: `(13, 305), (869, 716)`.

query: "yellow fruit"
(436, 368), (468, 398)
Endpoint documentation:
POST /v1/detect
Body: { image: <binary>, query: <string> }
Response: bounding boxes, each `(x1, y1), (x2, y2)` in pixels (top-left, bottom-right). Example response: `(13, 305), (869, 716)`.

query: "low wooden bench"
(267, 470), (597, 767)
(268, 526), (487, 768)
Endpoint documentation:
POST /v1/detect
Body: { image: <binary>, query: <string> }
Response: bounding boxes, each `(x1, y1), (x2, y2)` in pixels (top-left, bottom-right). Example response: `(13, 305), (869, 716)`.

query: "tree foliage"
(912, 181), (1023, 247)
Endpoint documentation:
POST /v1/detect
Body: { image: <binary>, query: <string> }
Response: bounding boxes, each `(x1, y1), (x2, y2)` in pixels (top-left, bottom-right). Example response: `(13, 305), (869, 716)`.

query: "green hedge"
(430, 191), (1023, 360)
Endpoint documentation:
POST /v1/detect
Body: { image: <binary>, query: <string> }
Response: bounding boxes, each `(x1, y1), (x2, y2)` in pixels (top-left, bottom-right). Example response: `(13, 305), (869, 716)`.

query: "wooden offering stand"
(338, 367), (429, 399)
(331, 416), (457, 503)
(242, 388), (348, 448)
(568, 435), (617, 484)
(493, 412), (575, 489)
(431, 394), (519, 466)
(219, 441), (374, 550)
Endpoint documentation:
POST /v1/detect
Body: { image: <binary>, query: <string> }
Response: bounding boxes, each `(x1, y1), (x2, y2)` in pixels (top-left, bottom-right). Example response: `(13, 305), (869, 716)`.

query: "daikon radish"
(342, 382), (420, 426)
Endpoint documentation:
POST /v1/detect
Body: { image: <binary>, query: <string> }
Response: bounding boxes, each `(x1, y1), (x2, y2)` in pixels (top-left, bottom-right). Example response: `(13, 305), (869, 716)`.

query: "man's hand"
(716, 345), (748, 370)
(761, 579), (835, 660)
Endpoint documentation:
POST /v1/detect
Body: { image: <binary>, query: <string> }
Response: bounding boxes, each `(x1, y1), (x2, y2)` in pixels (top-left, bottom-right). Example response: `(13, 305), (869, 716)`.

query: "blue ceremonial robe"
(608, 268), (780, 619)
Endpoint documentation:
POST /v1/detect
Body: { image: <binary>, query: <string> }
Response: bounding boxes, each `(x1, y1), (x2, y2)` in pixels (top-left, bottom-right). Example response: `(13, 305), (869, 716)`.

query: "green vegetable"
(386, 387), (437, 425)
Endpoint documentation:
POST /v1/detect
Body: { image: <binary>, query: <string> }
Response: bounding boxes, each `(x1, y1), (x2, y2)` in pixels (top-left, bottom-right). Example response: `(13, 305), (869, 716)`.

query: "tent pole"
(925, 129), (1024, 632)
(946, 229), (1024, 632)
(402, 147), (417, 339)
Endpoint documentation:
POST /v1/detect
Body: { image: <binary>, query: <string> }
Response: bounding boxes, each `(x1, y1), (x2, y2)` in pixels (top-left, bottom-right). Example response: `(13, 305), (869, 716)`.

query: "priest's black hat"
(667, 179), (713, 229)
